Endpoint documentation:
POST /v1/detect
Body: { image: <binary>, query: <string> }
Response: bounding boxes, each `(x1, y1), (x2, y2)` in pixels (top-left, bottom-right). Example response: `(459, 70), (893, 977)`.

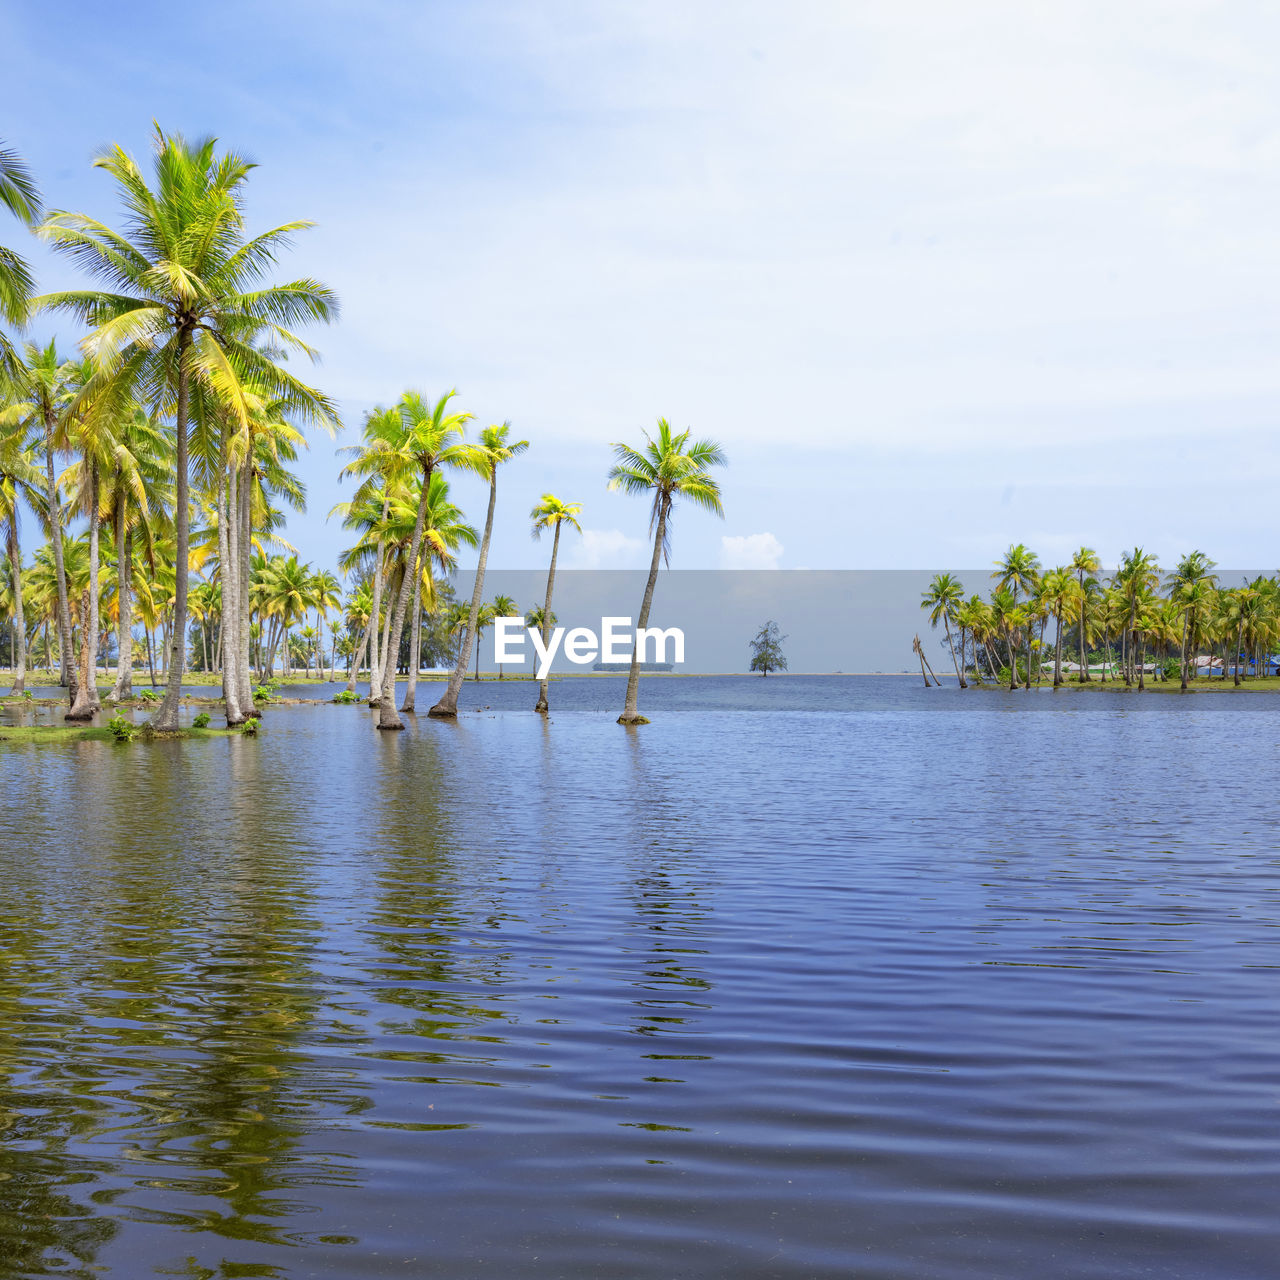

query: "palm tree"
(1115, 548), (1161, 686)
(0, 142), (41, 375)
(429, 422), (529, 720)
(103, 404), (171, 699)
(0, 415), (43, 692)
(35, 124), (337, 730)
(529, 493), (582, 712)
(490, 594), (518, 679)
(1, 341), (78, 695)
(1069, 547), (1101, 681)
(471, 602), (497, 682)
(370, 390), (478, 730)
(1037, 567), (1078, 688)
(309, 568), (341, 680)
(920, 572), (966, 687)
(400, 472), (476, 712)
(1168, 551), (1218, 690)
(992, 544), (1041, 688)
(606, 419), (726, 724)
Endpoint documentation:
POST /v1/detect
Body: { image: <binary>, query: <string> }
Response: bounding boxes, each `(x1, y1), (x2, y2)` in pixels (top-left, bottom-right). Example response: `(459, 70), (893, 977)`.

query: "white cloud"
(721, 532), (784, 570)
(569, 528), (650, 569)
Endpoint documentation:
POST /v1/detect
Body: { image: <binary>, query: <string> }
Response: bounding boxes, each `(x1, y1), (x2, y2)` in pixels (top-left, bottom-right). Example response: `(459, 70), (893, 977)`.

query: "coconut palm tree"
(1037, 567), (1079, 688)
(1069, 547), (1101, 681)
(490, 593), (518, 679)
(605, 419), (726, 725)
(308, 568), (341, 680)
(429, 422), (529, 721)
(1115, 548), (1161, 686)
(0, 415), (43, 692)
(0, 341), (79, 694)
(102, 404), (171, 699)
(1167, 551), (1218, 690)
(400, 473), (476, 711)
(0, 142), (41, 375)
(529, 493), (582, 712)
(35, 124), (337, 729)
(920, 572), (966, 687)
(992, 544), (1040, 688)
(365, 391), (478, 730)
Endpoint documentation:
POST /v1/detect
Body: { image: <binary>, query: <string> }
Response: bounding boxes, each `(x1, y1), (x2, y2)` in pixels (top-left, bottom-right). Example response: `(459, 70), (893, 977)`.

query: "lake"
(1, 675), (1277, 1278)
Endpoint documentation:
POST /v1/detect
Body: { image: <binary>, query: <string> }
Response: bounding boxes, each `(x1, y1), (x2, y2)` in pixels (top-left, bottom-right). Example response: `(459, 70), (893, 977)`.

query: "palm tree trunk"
(1234, 621), (1244, 686)
(67, 463), (102, 720)
(154, 331), (192, 731)
(535, 522), (562, 712)
(43, 409), (76, 700)
(474, 630), (482, 681)
(1077, 572), (1089, 681)
(431, 471), (498, 720)
(943, 616), (965, 688)
(236, 459), (254, 714)
(1179, 613), (1190, 691)
(380, 477), (434, 729)
(108, 516), (133, 699)
(218, 465), (245, 725)
(6, 522), (25, 694)
(617, 496), (669, 724)
(347, 609), (374, 694)
(368, 530), (387, 703)
(1137, 632), (1147, 691)
(1053, 606), (1064, 687)
(401, 555), (423, 712)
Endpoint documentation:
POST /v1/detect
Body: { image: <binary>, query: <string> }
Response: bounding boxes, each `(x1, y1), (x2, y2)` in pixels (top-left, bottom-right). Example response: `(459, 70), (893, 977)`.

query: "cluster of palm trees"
(1, 129), (729, 730)
(923, 546), (1279, 692)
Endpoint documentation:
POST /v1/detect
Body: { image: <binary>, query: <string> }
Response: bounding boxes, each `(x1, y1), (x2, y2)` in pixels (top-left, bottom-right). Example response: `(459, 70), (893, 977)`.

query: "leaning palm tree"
(920, 572), (966, 687)
(35, 125), (338, 729)
(606, 419), (726, 725)
(0, 142), (41, 375)
(429, 422), (529, 720)
(529, 493), (582, 711)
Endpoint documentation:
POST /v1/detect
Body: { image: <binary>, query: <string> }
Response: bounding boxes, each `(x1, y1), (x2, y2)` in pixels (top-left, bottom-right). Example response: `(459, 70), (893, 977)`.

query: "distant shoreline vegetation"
(921, 547), (1279, 692)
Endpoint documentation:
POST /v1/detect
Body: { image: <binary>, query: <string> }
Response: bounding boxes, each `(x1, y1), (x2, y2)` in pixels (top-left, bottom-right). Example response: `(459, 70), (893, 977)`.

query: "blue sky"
(7, 1), (1280, 579)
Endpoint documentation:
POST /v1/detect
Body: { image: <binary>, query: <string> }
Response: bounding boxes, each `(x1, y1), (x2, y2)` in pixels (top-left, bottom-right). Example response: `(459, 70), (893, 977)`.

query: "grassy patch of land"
(972, 675), (1280, 693)
(0, 724), (247, 745)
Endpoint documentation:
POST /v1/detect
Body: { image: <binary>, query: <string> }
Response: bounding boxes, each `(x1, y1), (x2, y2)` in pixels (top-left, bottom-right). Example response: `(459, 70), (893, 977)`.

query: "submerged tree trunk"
(431, 471), (498, 720)
(617, 497), (669, 724)
(535, 521), (562, 712)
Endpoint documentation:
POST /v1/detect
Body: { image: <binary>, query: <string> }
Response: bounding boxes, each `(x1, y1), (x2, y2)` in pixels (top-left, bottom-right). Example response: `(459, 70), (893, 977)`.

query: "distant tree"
(749, 620), (788, 676)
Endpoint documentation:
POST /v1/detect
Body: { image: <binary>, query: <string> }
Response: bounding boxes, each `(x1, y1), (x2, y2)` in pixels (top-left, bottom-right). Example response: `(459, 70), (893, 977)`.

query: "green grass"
(974, 675), (1280, 692)
(0, 723), (246, 744)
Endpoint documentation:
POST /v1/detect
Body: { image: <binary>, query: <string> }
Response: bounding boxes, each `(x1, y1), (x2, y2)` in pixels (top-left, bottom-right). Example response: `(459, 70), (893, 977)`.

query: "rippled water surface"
(2, 675), (1278, 1278)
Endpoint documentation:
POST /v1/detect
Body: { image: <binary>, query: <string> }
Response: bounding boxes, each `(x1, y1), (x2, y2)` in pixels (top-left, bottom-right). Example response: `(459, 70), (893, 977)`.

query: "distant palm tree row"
(0, 128), (727, 730)
(922, 546), (1276, 691)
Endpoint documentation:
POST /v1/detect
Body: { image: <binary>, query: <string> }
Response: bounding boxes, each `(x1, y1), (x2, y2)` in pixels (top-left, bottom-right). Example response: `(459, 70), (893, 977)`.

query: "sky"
(6, 0), (1280, 582)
